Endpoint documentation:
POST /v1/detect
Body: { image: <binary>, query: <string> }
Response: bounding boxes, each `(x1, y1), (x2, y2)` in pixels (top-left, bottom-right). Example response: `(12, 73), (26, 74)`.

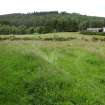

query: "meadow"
(0, 32), (105, 105)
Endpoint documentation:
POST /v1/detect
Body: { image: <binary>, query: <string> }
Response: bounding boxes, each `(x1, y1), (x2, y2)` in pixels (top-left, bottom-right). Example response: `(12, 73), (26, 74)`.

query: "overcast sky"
(0, 0), (105, 17)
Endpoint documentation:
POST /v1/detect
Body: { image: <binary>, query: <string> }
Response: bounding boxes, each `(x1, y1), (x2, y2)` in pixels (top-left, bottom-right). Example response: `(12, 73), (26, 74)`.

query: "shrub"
(80, 31), (105, 36)
(92, 37), (99, 42)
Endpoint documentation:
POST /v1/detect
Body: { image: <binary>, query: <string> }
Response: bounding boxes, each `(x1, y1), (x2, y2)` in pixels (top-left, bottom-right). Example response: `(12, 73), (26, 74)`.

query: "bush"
(0, 24), (36, 35)
(80, 31), (105, 36)
(35, 26), (54, 34)
(42, 36), (76, 41)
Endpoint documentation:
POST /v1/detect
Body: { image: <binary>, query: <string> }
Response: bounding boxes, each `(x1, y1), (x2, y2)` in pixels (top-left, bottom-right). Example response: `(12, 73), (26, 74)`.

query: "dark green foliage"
(0, 25), (36, 35)
(0, 11), (105, 34)
(43, 36), (76, 41)
(80, 31), (105, 36)
(35, 26), (54, 34)
(26, 27), (35, 34)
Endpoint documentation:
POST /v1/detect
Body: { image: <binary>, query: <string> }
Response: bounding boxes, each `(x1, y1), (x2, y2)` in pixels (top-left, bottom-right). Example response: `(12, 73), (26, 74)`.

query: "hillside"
(0, 11), (105, 34)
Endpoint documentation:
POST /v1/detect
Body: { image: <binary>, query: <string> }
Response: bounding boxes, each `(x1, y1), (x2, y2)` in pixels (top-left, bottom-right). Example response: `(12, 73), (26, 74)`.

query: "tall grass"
(0, 43), (105, 105)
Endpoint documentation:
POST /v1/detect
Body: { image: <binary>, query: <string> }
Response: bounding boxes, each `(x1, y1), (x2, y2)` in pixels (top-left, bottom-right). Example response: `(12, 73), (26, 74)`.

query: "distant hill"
(0, 11), (105, 34)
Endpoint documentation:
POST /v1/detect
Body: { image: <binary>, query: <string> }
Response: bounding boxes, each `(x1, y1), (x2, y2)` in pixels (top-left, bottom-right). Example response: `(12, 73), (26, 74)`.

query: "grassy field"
(0, 32), (105, 105)
(1, 32), (105, 41)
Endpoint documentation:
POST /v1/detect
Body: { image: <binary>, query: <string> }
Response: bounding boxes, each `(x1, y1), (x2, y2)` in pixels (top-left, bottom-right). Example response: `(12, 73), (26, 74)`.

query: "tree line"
(0, 11), (105, 34)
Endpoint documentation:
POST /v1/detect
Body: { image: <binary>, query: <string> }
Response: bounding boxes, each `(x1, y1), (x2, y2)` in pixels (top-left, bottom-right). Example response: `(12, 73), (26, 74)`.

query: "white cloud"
(0, 0), (104, 17)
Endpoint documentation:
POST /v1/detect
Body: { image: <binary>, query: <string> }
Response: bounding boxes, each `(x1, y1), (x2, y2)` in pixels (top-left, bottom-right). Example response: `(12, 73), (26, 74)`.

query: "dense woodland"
(0, 11), (105, 34)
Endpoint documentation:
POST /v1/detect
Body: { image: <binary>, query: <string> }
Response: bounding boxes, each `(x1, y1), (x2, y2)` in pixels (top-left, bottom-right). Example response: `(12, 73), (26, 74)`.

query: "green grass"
(1, 32), (105, 42)
(0, 32), (105, 105)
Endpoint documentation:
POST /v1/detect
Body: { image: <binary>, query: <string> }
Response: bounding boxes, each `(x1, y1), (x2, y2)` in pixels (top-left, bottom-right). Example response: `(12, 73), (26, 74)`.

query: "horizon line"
(0, 11), (104, 18)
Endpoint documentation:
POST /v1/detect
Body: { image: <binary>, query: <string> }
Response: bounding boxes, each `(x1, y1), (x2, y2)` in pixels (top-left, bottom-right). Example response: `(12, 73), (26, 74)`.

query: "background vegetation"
(0, 11), (105, 34)
(80, 31), (105, 36)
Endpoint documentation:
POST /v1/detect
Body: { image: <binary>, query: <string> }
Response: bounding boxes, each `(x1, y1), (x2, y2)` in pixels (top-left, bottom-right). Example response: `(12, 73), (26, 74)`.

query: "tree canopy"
(0, 11), (105, 34)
